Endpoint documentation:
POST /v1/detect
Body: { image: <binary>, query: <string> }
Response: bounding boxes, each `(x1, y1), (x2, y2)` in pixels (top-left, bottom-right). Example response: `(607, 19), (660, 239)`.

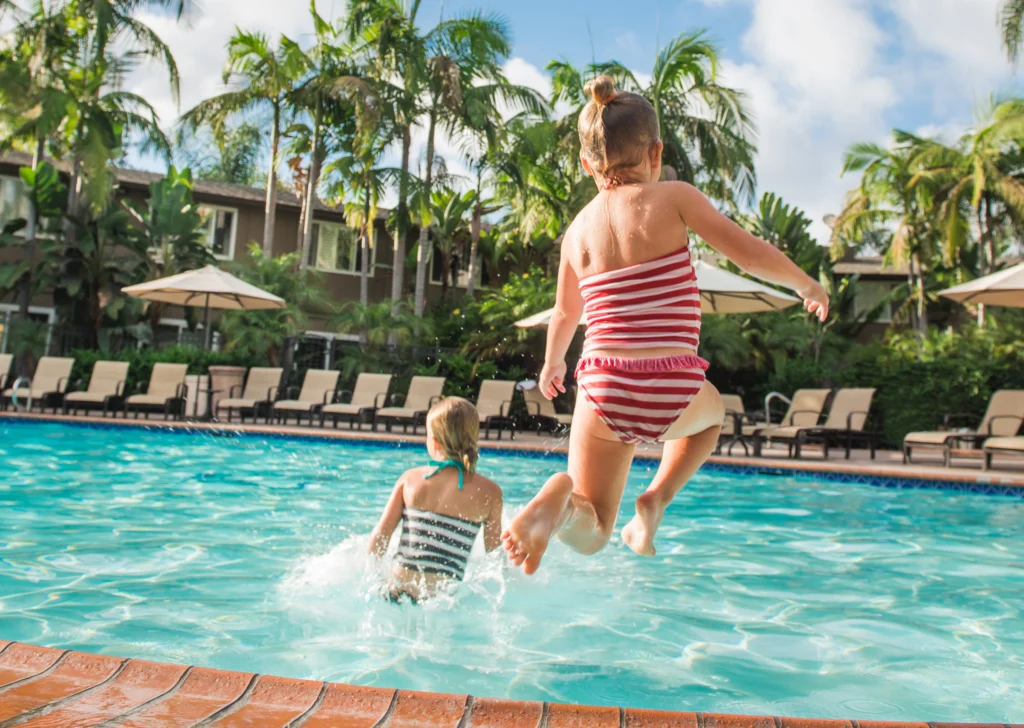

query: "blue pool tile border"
(3, 414), (1022, 499)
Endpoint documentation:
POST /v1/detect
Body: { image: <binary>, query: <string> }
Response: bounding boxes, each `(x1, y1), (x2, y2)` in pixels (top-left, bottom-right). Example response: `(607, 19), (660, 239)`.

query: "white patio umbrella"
(938, 262), (1024, 308)
(122, 265), (286, 349)
(515, 260), (800, 328)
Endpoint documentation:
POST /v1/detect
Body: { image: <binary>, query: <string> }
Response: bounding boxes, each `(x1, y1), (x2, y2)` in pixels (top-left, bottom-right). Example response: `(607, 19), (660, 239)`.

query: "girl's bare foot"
(502, 473), (574, 575)
(621, 490), (665, 556)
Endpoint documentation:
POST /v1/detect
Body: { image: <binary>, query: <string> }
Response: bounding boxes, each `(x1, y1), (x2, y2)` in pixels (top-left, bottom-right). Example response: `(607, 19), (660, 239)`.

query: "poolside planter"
(208, 366), (247, 417)
(185, 374), (209, 418)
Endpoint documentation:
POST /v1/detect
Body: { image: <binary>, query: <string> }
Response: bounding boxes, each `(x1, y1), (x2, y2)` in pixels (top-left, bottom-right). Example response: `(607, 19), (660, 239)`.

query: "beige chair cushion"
(217, 397), (259, 410)
(822, 388), (876, 431)
(26, 357), (75, 394)
(984, 437), (1024, 452)
(4, 387), (53, 400)
(65, 392), (110, 404)
(779, 389), (830, 427)
(980, 390), (1024, 437)
(402, 376), (445, 411)
(239, 368), (283, 401)
(126, 394), (174, 407)
(757, 425), (805, 440)
(477, 380), (515, 420)
(83, 361), (129, 397)
(524, 387), (557, 418)
(144, 363), (187, 399)
(322, 403), (364, 416)
(904, 431), (956, 446)
(348, 373), (392, 408)
(274, 400), (321, 412)
(555, 413), (573, 425)
(0, 353), (11, 388)
(376, 406), (420, 419)
(295, 369), (340, 403)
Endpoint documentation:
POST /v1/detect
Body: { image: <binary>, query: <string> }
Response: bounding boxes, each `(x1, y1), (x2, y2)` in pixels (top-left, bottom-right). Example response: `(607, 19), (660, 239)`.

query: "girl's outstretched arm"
(671, 182), (830, 321)
(539, 234), (585, 399)
(368, 477), (405, 556)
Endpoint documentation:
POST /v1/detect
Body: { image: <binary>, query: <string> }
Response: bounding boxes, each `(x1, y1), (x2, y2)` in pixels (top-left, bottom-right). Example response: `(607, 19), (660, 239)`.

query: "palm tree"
(293, 2), (376, 272)
(345, 0), (424, 307)
(182, 31), (305, 256)
(832, 132), (936, 331)
(555, 30), (758, 207)
(428, 188), (474, 300)
(409, 12), (519, 315)
(740, 193), (828, 280)
(911, 98), (1024, 277)
(1001, 0), (1024, 62)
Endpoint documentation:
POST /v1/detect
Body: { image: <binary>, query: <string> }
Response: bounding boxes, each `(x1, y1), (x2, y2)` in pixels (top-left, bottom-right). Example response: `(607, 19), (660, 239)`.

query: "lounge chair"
(0, 353), (11, 391)
(1, 356), (74, 413)
(983, 437), (1024, 470)
(272, 369), (340, 425)
(904, 389), (1024, 466)
(751, 389), (831, 457)
(125, 363), (188, 420)
(374, 376), (446, 434)
(523, 385), (572, 434)
(64, 361), (130, 416)
(751, 388), (876, 459)
(476, 380), (517, 440)
(216, 367), (283, 423)
(321, 373), (393, 429)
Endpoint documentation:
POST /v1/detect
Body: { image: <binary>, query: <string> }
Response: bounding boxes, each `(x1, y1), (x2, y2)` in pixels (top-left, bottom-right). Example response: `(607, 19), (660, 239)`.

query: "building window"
(308, 221), (372, 274)
(429, 243), (483, 288)
(854, 281), (894, 323)
(198, 206), (237, 260)
(0, 176), (30, 227)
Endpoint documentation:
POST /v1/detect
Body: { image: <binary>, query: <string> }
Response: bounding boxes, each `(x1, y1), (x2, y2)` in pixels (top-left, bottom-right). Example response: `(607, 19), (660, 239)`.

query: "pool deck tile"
(547, 703), (623, 726)
(299, 683), (396, 727)
(0, 651), (124, 722)
(781, 719), (853, 728)
(206, 674), (324, 726)
(0, 644), (65, 690)
(10, 659), (188, 727)
(0, 645), (1007, 728)
(703, 712), (779, 728)
(114, 666), (256, 728)
(382, 689), (470, 727)
(463, 697), (546, 727)
(625, 709), (699, 727)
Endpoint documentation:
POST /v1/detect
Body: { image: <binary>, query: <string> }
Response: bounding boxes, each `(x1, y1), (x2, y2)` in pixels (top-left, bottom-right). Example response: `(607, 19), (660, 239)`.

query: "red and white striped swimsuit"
(576, 246), (708, 444)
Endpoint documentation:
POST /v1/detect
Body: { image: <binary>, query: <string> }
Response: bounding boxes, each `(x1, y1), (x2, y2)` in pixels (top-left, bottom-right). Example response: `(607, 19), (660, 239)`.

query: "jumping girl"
(502, 76), (829, 574)
(369, 397), (503, 602)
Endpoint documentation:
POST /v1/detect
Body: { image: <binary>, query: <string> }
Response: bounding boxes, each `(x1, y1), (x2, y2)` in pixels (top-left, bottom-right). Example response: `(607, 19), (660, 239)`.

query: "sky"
(116, 0), (1022, 242)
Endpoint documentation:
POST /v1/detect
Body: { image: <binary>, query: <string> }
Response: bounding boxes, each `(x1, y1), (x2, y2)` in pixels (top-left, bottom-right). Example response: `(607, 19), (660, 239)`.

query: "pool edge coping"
(0, 641), (1016, 727)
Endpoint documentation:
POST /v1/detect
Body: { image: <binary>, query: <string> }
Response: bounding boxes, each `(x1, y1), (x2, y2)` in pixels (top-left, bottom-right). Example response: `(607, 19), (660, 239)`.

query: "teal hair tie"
(425, 459), (465, 490)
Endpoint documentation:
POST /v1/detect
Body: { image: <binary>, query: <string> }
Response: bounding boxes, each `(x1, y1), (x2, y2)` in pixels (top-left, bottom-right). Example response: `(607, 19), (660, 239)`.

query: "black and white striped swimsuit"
(394, 507), (482, 580)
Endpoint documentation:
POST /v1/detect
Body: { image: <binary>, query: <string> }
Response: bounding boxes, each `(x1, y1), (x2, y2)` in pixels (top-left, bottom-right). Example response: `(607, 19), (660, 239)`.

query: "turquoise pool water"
(0, 420), (1022, 721)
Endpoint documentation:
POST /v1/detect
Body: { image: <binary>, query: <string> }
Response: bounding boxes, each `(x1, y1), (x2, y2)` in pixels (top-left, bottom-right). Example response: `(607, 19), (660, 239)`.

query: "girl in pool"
(503, 76), (829, 574)
(369, 397), (503, 602)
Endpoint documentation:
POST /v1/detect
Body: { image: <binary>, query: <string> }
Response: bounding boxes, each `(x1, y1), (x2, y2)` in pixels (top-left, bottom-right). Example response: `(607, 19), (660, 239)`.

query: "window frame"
(309, 219), (376, 276)
(853, 280), (894, 324)
(428, 243), (482, 289)
(0, 175), (32, 231)
(197, 204), (239, 261)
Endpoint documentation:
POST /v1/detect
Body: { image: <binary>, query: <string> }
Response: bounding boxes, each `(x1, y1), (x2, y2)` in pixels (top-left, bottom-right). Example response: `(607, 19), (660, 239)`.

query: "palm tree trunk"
(984, 196), (996, 275)
(466, 167), (482, 297)
(391, 126), (411, 304)
(414, 111), (436, 316)
(360, 180), (371, 347)
(912, 252), (928, 331)
(17, 138), (45, 320)
(262, 103), (281, 258)
(299, 105), (322, 271)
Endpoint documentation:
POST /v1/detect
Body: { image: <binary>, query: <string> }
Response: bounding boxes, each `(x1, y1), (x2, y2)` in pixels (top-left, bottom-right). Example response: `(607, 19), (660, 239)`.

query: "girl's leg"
(503, 394), (635, 575)
(622, 380), (724, 556)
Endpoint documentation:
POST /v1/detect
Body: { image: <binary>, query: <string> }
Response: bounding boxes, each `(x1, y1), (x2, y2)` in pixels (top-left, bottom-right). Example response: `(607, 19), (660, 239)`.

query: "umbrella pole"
(203, 299), (212, 351)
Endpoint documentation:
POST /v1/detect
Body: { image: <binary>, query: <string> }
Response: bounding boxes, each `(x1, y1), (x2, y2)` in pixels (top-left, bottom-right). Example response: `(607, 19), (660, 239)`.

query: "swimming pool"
(1, 420), (1021, 722)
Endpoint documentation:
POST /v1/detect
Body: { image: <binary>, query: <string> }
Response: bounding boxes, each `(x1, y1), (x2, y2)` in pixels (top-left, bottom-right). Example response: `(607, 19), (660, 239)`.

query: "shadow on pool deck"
(0, 641), (1013, 727)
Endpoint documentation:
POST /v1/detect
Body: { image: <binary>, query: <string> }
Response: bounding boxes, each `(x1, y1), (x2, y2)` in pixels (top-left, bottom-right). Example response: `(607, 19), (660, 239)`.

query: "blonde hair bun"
(585, 75), (617, 106)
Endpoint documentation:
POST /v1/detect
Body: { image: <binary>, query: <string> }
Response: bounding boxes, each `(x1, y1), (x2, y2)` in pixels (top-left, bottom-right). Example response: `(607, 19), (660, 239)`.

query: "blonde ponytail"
(427, 397), (480, 473)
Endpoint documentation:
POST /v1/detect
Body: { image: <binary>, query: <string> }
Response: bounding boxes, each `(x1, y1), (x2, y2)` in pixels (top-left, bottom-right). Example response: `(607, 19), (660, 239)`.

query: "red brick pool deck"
(2, 412), (1022, 725)
(2, 642), (1018, 728)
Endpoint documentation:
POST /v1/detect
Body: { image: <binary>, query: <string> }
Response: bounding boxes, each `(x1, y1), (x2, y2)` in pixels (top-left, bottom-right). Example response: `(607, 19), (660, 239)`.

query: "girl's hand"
(798, 281), (830, 322)
(539, 360), (567, 400)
